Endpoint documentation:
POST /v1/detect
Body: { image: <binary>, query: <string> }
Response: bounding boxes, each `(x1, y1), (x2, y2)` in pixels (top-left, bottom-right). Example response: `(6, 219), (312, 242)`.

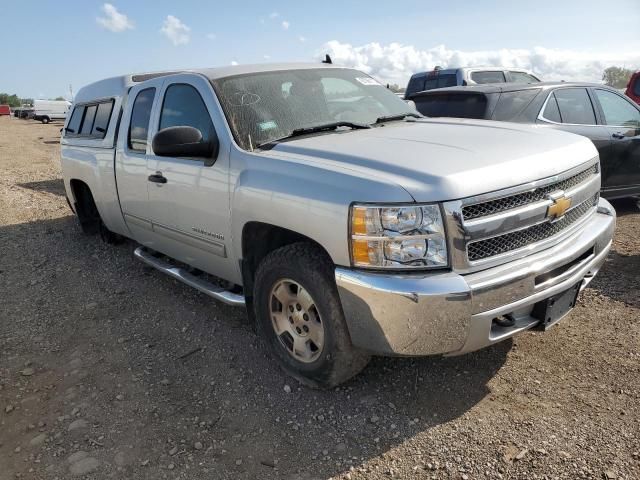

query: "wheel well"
(69, 179), (100, 234)
(241, 222), (331, 295)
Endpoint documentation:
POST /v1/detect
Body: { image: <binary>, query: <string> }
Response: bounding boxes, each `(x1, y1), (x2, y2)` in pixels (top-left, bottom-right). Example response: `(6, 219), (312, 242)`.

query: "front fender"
(230, 150), (413, 266)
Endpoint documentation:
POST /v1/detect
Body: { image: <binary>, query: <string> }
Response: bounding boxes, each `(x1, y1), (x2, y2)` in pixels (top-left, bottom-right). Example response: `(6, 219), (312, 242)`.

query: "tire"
(41, 117), (50, 124)
(75, 185), (124, 244)
(254, 242), (370, 388)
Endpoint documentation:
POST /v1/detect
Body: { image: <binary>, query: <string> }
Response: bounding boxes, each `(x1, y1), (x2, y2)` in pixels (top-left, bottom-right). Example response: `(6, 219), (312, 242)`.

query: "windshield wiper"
(257, 121), (370, 149)
(374, 112), (422, 124)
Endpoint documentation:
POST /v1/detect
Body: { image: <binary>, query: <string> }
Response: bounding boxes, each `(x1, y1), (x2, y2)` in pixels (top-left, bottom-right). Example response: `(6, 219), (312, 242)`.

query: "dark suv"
(408, 82), (640, 200)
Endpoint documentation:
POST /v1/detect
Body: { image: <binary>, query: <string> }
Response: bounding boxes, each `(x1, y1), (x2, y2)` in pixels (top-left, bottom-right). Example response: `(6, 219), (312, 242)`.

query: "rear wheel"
(41, 116), (50, 124)
(73, 183), (124, 244)
(254, 243), (370, 388)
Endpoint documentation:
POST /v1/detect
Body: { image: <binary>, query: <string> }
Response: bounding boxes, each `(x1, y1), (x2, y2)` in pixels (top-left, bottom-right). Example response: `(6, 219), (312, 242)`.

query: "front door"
(144, 74), (236, 283)
(592, 88), (640, 194)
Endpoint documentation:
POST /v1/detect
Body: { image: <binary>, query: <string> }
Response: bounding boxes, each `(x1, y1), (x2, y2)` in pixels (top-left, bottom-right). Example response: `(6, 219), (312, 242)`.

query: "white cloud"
(263, 54), (271, 60)
(298, 35), (307, 43)
(269, 12), (279, 19)
(231, 61), (239, 66)
(281, 20), (290, 30)
(206, 32), (216, 40)
(318, 40), (640, 85)
(161, 15), (190, 46)
(96, 3), (133, 32)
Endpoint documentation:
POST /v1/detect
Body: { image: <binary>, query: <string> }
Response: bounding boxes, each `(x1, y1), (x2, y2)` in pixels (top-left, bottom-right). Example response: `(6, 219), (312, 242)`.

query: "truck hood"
(265, 118), (598, 202)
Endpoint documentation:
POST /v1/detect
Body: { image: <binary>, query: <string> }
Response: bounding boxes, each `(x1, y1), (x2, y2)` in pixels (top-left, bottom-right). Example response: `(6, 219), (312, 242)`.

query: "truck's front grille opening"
(534, 247), (594, 286)
(462, 164), (598, 220)
(467, 194), (598, 262)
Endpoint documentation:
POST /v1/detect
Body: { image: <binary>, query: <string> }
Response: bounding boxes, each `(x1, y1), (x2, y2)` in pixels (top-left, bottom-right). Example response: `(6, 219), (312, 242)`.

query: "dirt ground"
(0, 116), (638, 480)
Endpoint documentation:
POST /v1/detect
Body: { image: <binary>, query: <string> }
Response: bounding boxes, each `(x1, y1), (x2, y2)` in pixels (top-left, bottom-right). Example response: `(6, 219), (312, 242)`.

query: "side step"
(133, 247), (246, 307)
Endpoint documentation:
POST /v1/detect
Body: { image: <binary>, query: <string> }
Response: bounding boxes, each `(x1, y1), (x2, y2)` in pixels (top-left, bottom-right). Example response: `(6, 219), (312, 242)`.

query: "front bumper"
(335, 198), (616, 356)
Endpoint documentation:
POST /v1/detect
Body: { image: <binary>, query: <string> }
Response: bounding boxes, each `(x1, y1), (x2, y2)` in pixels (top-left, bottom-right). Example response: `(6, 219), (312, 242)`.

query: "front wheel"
(41, 116), (50, 124)
(254, 243), (370, 389)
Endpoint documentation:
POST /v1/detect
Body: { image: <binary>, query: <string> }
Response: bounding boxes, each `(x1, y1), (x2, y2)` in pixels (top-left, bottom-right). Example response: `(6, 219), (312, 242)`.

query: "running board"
(133, 247), (246, 307)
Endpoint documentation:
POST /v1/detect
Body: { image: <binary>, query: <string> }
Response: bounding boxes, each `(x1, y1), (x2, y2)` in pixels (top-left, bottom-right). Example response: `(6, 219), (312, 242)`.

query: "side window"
(128, 88), (156, 152)
(66, 106), (84, 134)
(541, 93), (562, 123)
(80, 105), (97, 135)
(594, 89), (640, 127)
(553, 88), (596, 125)
(159, 84), (215, 149)
(471, 71), (506, 84)
(509, 71), (539, 83)
(634, 77), (640, 96)
(91, 101), (114, 137)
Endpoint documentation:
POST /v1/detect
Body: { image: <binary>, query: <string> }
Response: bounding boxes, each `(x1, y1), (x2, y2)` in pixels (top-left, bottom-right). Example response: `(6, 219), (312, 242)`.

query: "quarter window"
(471, 71), (506, 84)
(541, 93), (562, 123)
(594, 89), (640, 127)
(159, 84), (215, 151)
(551, 88), (596, 125)
(128, 88), (156, 152)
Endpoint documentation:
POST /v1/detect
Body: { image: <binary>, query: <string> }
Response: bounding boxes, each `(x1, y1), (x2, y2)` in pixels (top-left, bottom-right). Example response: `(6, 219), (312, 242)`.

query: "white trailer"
(33, 100), (71, 124)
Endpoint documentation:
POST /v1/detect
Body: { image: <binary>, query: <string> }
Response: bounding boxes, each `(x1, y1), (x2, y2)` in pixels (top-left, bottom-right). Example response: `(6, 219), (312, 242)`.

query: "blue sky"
(2, 0), (639, 99)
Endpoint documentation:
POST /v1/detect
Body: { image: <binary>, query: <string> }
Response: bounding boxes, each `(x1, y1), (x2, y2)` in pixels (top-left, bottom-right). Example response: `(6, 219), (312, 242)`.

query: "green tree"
(0, 93), (21, 107)
(53, 96), (66, 101)
(602, 66), (634, 89)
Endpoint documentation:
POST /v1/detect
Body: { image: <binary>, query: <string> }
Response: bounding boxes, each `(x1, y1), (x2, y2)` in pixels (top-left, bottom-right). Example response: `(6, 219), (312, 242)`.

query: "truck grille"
(467, 193), (599, 261)
(462, 164), (598, 220)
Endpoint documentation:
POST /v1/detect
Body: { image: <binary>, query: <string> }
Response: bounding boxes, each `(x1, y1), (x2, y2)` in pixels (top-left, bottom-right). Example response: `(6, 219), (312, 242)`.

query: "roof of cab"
(73, 63), (346, 103)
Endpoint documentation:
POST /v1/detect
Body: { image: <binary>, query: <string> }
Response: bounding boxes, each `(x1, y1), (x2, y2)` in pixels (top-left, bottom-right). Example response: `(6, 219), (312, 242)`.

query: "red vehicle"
(0, 105), (12, 116)
(626, 71), (640, 105)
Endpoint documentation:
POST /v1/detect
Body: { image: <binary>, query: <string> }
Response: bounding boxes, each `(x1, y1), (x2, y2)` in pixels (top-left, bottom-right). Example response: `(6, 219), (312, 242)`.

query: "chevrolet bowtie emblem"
(547, 195), (572, 220)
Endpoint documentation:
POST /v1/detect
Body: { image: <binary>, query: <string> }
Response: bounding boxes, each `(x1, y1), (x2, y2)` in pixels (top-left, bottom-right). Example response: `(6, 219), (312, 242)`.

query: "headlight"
(350, 204), (448, 269)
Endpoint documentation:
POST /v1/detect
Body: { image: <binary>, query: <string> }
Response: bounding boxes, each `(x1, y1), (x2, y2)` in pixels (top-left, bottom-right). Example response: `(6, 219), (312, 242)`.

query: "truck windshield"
(212, 68), (417, 150)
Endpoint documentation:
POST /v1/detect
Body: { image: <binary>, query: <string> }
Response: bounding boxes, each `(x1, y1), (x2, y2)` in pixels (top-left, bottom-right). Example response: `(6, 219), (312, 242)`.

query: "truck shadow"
(17, 178), (66, 196)
(1, 215), (509, 480)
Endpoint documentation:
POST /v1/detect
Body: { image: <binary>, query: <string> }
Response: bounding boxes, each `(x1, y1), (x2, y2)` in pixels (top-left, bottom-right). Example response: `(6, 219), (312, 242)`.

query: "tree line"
(0, 93), (66, 107)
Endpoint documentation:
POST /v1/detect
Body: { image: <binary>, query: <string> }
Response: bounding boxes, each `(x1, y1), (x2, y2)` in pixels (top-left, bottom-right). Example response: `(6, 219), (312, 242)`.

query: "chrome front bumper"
(335, 198), (616, 356)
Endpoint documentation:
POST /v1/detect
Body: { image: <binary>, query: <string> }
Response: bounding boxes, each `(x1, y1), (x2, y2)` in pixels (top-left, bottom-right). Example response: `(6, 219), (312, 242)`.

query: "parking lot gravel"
(1, 116), (639, 479)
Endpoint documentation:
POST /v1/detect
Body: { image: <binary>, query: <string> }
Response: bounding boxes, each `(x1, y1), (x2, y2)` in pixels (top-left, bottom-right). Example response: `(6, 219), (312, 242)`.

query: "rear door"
(592, 88), (640, 193)
(115, 78), (163, 244)
(144, 74), (235, 282)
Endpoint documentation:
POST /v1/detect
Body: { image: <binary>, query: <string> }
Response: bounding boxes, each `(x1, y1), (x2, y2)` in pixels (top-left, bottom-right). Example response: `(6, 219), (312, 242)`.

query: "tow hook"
(493, 313), (516, 328)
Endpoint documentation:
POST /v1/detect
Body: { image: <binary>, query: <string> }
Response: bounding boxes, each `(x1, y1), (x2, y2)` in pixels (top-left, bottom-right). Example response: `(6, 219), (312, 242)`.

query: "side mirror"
(152, 126), (219, 165)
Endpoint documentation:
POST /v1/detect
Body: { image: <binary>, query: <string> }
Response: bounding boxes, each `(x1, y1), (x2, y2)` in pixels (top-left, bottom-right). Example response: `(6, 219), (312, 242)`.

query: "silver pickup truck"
(61, 63), (615, 388)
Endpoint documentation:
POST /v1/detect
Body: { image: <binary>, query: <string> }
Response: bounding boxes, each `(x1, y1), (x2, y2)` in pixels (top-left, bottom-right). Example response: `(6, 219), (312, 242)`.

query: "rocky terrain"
(0, 116), (638, 479)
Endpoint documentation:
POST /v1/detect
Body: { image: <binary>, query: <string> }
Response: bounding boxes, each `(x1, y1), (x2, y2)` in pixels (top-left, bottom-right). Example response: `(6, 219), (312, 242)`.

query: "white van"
(33, 99), (71, 124)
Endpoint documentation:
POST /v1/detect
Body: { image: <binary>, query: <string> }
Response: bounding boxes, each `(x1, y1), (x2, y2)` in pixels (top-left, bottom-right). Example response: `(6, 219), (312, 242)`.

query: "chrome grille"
(467, 194), (599, 261)
(462, 164), (599, 220)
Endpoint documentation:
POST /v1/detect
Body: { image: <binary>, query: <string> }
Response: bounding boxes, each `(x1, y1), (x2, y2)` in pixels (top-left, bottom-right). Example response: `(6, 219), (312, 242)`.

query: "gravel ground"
(0, 116), (638, 480)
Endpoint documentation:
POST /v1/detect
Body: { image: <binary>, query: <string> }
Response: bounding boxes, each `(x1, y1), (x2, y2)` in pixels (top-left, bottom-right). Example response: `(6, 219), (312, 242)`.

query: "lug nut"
(289, 317), (294, 324)
(296, 304), (301, 311)
(303, 313), (309, 321)
(303, 325), (309, 333)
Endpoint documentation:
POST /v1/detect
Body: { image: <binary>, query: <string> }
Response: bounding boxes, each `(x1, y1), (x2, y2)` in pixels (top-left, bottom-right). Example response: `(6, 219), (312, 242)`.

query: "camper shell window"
(66, 99), (114, 139)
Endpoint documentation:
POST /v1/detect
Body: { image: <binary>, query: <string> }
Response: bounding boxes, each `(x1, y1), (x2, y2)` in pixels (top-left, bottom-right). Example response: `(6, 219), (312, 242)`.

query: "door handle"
(612, 132), (625, 140)
(148, 173), (167, 184)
